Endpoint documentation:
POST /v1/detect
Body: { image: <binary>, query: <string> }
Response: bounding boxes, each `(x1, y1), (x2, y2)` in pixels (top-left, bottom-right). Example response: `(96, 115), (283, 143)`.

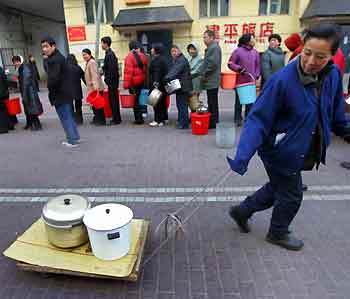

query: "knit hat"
(284, 33), (302, 52)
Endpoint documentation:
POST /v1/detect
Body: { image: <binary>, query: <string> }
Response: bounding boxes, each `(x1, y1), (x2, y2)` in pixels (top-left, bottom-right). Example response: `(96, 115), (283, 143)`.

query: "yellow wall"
(63, 0), (310, 71)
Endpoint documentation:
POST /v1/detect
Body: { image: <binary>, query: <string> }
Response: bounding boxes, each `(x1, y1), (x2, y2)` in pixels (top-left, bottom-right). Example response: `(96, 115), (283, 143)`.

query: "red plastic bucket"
(4, 97), (21, 115)
(103, 89), (112, 118)
(87, 90), (105, 109)
(221, 72), (238, 89)
(191, 112), (211, 135)
(166, 95), (170, 108)
(120, 94), (135, 108)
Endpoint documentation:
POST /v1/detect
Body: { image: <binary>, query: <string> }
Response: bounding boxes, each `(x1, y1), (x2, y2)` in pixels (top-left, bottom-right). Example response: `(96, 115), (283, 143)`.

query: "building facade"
(0, 4), (68, 79)
(64, 0), (311, 71)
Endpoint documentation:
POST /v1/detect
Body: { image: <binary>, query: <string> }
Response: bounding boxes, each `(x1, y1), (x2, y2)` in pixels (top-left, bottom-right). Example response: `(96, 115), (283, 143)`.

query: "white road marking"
(0, 193), (350, 203)
(0, 185), (350, 195)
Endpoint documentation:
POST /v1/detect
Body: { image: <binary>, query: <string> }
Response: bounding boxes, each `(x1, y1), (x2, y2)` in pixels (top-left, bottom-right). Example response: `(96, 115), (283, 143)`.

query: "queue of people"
(1, 27), (349, 153)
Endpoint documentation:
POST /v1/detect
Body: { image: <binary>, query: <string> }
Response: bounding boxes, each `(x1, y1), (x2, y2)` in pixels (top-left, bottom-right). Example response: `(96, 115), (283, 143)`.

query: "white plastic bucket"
(216, 122), (236, 148)
(83, 204), (133, 260)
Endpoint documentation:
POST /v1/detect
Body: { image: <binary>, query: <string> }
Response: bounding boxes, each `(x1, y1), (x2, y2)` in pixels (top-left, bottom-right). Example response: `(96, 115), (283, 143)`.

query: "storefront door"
(137, 30), (173, 66)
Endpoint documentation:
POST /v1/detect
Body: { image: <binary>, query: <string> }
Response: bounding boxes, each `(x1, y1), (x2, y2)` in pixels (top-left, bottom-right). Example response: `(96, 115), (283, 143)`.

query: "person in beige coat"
(82, 48), (106, 125)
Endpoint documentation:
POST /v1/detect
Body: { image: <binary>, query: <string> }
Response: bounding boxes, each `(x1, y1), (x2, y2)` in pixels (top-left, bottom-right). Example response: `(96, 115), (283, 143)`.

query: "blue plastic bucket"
(236, 82), (256, 105)
(139, 89), (149, 106)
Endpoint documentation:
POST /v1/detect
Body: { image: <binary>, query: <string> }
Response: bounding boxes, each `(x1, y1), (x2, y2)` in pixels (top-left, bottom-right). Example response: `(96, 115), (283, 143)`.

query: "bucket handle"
(241, 71), (256, 83)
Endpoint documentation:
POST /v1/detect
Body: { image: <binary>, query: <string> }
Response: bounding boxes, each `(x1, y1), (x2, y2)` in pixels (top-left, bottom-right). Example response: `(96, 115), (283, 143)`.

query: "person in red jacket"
(284, 33), (303, 62)
(332, 48), (345, 77)
(123, 40), (147, 124)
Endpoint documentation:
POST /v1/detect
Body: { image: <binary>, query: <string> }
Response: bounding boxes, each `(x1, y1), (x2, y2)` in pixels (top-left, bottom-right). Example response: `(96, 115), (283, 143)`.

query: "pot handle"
(107, 232), (120, 240)
(44, 222), (73, 229)
(42, 217), (74, 229)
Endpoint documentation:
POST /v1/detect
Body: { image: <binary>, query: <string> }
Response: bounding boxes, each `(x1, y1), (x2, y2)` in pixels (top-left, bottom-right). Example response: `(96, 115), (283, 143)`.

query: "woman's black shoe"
(266, 233), (304, 251)
(229, 205), (251, 233)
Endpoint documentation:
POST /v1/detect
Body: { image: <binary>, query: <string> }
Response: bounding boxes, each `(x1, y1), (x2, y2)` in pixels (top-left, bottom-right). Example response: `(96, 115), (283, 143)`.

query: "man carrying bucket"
(227, 24), (350, 251)
(101, 36), (121, 125)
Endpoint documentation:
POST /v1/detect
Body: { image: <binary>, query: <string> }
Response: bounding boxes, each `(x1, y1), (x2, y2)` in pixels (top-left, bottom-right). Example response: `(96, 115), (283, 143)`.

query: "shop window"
(84, 0), (114, 24)
(200, 0), (229, 17)
(259, 0), (290, 15)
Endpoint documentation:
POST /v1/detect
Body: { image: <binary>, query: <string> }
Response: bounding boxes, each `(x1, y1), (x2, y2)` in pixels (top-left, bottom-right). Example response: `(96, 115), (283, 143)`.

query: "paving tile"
(1, 202), (350, 299)
(239, 282), (257, 299)
(270, 281), (293, 299)
(190, 270), (206, 295)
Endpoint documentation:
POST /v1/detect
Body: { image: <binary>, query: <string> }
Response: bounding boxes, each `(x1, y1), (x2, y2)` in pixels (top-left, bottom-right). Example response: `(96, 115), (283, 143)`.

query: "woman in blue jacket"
(227, 24), (350, 251)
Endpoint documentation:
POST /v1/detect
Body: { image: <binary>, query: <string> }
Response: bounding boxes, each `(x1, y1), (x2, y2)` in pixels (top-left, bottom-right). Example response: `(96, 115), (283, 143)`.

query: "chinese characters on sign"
(206, 22), (274, 44)
(67, 26), (86, 42)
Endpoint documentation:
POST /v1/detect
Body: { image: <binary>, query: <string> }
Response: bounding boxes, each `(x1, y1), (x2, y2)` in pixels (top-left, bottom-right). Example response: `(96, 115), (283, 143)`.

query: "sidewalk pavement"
(1, 201), (350, 299)
(1, 87), (350, 299)
(1, 88), (350, 189)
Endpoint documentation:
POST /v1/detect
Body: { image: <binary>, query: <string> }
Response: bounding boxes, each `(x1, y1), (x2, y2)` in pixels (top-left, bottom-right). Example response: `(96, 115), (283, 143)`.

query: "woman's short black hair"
(82, 48), (91, 55)
(12, 55), (21, 63)
(238, 34), (253, 47)
(268, 33), (282, 44)
(303, 24), (341, 55)
(151, 43), (164, 55)
(82, 48), (94, 59)
(187, 44), (196, 52)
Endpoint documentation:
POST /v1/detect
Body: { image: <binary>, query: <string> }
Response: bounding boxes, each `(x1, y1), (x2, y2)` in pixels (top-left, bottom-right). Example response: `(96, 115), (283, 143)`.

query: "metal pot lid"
(83, 204), (133, 231)
(42, 194), (91, 227)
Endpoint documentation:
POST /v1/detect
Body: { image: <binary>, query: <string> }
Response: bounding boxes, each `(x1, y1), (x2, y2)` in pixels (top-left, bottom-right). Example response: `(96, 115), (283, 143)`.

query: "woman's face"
(151, 48), (155, 56)
(249, 37), (256, 47)
(269, 38), (280, 49)
(188, 46), (197, 57)
(82, 52), (90, 62)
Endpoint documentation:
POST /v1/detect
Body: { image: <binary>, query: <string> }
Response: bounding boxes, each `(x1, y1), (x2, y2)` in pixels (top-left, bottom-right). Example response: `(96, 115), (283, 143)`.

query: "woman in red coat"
(123, 41), (147, 124)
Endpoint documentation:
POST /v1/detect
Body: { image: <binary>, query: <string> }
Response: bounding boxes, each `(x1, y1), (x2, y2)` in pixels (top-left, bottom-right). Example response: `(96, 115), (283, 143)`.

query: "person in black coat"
(0, 66), (13, 134)
(148, 43), (169, 127)
(165, 45), (193, 129)
(101, 36), (121, 125)
(13, 55), (43, 130)
(41, 36), (80, 147)
(28, 54), (40, 91)
(67, 54), (85, 124)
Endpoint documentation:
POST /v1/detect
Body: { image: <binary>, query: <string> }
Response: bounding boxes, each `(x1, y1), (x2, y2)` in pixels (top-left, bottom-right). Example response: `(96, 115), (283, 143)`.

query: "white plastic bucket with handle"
(83, 204), (133, 260)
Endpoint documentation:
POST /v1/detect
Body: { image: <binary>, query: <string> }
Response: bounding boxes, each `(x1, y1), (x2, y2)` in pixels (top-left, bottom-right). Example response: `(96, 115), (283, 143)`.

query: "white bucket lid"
(83, 204), (133, 231)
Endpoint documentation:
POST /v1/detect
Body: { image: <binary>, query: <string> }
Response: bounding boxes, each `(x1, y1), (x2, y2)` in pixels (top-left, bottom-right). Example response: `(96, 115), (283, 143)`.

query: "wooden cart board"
(3, 218), (149, 282)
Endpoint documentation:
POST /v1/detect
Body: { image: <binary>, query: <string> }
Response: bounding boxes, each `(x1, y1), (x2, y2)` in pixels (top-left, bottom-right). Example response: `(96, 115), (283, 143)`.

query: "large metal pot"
(42, 194), (91, 248)
(148, 88), (163, 107)
(165, 79), (181, 94)
(196, 101), (209, 114)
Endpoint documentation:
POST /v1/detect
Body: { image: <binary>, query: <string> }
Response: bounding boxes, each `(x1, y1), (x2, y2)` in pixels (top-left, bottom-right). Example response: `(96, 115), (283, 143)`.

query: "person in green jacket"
(186, 42), (203, 112)
(261, 34), (285, 85)
(199, 30), (222, 129)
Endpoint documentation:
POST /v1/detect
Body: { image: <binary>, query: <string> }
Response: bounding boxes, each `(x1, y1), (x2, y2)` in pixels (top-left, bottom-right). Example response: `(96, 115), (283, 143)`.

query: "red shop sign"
(67, 26), (86, 42)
